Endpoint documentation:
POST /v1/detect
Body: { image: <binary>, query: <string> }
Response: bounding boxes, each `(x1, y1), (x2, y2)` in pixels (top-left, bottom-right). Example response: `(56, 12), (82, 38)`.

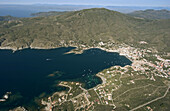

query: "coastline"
(0, 45), (132, 90)
(0, 44), (140, 111)
(96, 74), (106, 85)
(0, 46), (75, 53)
(0, 45), (134, 63)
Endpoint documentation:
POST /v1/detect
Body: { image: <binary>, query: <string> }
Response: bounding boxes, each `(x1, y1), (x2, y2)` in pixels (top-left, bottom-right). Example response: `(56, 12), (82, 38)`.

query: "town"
(42, 41), (170, 111)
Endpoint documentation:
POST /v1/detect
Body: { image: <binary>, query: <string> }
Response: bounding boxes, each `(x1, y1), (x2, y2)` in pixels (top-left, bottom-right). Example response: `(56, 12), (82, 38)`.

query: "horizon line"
(0, 3), (170, 7)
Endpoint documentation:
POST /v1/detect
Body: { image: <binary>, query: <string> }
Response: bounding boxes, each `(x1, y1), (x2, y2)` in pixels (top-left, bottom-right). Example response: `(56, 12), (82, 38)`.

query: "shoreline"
(0, 46), (76, 53)
(0, 45), (134, 62)
(96, 74), (106, 85)
(0, 45), (132, 89)
(0, 45), (135, 111)
(0, 45), (132, 87)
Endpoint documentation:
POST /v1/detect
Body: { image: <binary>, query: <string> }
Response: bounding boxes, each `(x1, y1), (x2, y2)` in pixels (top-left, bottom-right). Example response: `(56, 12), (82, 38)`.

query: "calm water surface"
(0, 47), (132, 110)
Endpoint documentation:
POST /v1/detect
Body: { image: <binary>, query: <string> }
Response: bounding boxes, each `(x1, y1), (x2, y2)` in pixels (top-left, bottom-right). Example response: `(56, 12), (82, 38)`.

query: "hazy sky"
(0, 0), (170, 6)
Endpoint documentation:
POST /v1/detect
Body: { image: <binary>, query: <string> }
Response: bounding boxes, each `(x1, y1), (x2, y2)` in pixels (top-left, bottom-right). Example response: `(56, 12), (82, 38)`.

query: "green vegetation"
(0, 8), (169, 53)
(1, 8), (169, 110)
(31, 11), (70, 17)
(128, 9), (170, 20)
(48, 64), (169, 111)
(93, 104), (114, 111)
(94, 66), (169, 111)
(53, 101), (74, 111)
(0, 15), (18, 21)
(137, 92), (170, 111)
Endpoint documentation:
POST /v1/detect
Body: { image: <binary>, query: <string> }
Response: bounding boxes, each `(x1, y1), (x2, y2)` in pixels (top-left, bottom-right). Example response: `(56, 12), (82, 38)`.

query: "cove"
(0, 47), (132, 110)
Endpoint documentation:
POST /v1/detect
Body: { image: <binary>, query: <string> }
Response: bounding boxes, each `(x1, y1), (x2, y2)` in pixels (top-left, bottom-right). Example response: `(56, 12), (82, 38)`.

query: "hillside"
(0, 8), (169, 52)
(128, 9), (170, 19)
(0, 15), (18, 21)
(31, 11), (70, 17)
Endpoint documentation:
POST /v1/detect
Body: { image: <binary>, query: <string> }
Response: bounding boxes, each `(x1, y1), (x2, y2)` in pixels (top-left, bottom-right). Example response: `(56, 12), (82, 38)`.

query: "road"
(130, 86), (170, 111)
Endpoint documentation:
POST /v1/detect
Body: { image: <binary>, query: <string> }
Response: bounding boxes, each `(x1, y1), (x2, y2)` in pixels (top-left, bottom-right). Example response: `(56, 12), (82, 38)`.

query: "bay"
(0, 47), (132, 110)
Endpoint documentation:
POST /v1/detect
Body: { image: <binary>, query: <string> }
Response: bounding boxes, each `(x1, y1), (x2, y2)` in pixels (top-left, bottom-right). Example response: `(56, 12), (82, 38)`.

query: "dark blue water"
(0, 47), (132, 110)
(0, 5), (169, 17)
(0, 5), (64, 17)
(0, 5), (95, 17)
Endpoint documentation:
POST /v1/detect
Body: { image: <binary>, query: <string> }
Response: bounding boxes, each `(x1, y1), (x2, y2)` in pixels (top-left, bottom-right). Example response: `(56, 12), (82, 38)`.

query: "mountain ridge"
(0, 8), (169, 52)
(128, 9), (170, 19)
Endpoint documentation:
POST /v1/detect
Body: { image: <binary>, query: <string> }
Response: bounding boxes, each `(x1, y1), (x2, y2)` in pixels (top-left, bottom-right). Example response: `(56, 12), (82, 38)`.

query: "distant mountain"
(31, 11), (70, 17)
(0, 8), (169, 52)
(0, 15), (17, 21)
(128, 9), (170, 19)
(106, 6), (170, 13)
